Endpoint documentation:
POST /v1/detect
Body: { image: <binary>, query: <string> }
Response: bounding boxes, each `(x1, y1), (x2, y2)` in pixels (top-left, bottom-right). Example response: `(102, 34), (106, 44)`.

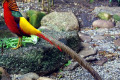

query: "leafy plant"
(0, 35), (38, 48)
(113, 14), (120, 22)
(64, 60), (71, 66)
(109, 0), (120, 3)
(89, 0), (94, 3)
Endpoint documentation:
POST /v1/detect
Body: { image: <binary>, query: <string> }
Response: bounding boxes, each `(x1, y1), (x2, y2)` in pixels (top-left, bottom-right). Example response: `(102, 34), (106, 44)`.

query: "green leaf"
(65, 60), (71, 66)
(0, 35), (38, 48)
(113, 14), (120, 22)
(89, 0), (94, 3)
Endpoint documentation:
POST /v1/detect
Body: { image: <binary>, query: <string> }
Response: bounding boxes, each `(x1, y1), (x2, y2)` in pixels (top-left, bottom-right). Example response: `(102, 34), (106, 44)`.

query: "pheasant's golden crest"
(3, 0), (19, 11)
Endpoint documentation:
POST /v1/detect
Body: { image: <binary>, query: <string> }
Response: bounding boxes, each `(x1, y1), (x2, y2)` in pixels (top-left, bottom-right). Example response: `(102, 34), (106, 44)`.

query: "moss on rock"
(0, 30), (80, 75)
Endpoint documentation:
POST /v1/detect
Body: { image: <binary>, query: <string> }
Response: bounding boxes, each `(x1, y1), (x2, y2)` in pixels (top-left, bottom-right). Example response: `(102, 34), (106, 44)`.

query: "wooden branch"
(41, 32), (102, 80)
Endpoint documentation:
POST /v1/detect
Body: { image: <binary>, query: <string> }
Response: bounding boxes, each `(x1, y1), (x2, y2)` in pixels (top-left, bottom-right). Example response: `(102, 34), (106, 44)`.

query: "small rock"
(116, 21), (120, 27)
(37, 77), (55, 80)
(92, 35), (105, 41)
(114, 38), (120, 47)
(78, 32), (92, 42)
(92, 20), (114, 28)
(10, 74), (21, 80)
(105, 36), (114, 42)
(23, 72), (39, 80)
(16, 76), (32, 80)
(95, 57), (108, 66)
(96, 28), (108, 33)
(97, 12), (111, 20)
(93, 7), (120, 15)
(15, 72), (39, 80)
(85, 56), (97, 62)
(79, 42), (91, 50)
(0, 67), (10, 80)
(63, 61), (79, 71)
(78, 48), (97, 58)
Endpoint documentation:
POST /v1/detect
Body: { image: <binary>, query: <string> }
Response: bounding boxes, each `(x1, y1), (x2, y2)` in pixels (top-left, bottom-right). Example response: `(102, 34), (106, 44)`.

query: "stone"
(79, 42), (91, 50)
(96, 28), (108, 33)
(16, 76), (32, 80)
(93, 7), (120, 15)
(78, 48), (97, 58)
(0, 30), (80, 75)
(98, 12), (111, 20)
(22, 73), (39, 80)
(63, 60), (79, 71)
(41, 12), (79, 31)
(0, 67), (10, 80)
(85, 56), (97, 62)
(95, 57), (108, 66)
(92, 20), (114, 28)
(78, 32), (92, 42)
(116, 21), (120, 27)
(15, 73), (39, 80)
(92, 35), (105, 41)
(0, 67), (5, 75)
(114, 38), (120, 47)
(37, 77), (55, 80)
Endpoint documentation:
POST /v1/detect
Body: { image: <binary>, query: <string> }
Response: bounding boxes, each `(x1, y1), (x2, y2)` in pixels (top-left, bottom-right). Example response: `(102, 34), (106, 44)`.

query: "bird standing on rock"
(2, 0), (62, 51)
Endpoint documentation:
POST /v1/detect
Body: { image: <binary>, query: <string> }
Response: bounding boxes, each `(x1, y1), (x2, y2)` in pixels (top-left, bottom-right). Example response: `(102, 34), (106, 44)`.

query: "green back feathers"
(11, 11), (23, 17)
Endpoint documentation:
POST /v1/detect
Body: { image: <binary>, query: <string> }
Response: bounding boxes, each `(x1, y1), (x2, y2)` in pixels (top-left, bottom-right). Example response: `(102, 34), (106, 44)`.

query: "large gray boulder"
(41, 12), (79, 32)
(0, 29), (80, 75)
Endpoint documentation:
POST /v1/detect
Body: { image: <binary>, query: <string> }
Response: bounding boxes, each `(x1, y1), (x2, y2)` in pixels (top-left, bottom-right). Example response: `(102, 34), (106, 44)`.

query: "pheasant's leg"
(19, 37), (22, 47)
(11, 37), (22, 49)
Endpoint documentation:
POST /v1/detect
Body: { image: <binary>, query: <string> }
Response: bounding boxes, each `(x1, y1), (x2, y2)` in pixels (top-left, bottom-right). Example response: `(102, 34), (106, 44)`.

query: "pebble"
(78, 32), (92, 42)
(114, 38), (120, 47)
(92, 35), (105, 41)
(51, 25), (120, 80)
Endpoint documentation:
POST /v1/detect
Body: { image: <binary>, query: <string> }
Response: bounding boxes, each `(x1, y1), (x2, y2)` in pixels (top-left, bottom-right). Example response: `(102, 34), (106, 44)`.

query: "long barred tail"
(36, 33), (62, 51)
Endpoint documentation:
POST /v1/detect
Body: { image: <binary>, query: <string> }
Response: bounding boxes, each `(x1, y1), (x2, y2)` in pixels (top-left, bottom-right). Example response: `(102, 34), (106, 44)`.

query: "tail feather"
(36, 33), (62, 51)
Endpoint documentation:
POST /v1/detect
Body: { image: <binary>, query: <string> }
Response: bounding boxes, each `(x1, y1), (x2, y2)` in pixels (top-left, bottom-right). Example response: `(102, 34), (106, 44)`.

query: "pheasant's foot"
(11, 37), (22, 50)
(11, 45), (22, 50)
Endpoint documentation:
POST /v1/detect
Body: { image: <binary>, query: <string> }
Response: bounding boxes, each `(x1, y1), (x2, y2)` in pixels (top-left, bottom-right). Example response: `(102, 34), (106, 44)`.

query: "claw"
(11, 37), (22, 50)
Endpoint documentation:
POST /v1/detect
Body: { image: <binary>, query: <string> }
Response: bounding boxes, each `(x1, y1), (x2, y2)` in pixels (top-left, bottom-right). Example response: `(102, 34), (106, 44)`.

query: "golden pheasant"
(3, 0), (61, 51)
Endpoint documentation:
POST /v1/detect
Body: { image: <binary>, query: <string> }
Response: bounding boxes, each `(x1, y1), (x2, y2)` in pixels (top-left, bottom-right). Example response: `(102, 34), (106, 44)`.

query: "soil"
(52, 0), (119, 28)
(0, 0), (119, 29)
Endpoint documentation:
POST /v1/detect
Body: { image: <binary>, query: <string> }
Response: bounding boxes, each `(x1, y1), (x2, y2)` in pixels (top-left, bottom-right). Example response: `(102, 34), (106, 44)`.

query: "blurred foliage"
(27, 10), (46, 28)
(113, 14), (120, 22)
(109, 0), (120, 3)
(89, 0), (94, 3)
(0, 35), (38, 48)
